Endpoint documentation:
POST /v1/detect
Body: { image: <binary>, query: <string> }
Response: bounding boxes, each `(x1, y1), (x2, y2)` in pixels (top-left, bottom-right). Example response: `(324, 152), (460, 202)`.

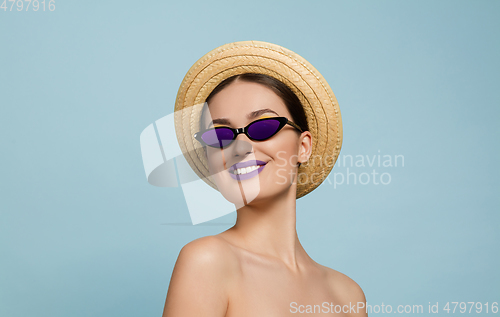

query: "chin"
(211, 168), (262, 208)
(219, 180), (293, 209)
(210, 161), (295, 207)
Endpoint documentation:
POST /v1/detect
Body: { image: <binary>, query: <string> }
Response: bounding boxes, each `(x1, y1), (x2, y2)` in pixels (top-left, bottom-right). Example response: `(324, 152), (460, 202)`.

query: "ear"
(298, 131), (313, 164)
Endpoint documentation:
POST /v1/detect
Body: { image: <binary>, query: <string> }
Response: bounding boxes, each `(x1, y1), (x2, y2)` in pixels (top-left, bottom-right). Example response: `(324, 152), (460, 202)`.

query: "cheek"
(264, 136), (300, 167)
(206, 149), (226, 173)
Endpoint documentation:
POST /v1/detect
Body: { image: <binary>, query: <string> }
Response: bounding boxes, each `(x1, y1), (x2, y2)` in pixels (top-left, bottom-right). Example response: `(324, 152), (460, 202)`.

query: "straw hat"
(174, 40), (342, 199)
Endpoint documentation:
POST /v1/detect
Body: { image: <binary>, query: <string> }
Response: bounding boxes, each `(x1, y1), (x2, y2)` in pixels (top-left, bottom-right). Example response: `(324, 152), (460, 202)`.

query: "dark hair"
(200, 73), (309, 133)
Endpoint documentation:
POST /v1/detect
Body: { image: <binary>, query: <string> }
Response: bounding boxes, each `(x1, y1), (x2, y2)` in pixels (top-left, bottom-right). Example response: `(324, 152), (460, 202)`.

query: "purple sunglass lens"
(201, 128), (234, 147)
(247, 119), (281, 140)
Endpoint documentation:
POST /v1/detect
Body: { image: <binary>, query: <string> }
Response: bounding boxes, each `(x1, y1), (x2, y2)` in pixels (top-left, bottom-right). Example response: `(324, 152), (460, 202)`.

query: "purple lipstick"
(228, 160), (267, 181)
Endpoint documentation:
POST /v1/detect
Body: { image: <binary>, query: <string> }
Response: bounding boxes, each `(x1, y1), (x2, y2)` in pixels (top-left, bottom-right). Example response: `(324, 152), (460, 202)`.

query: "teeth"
(232, 165), (262, 175)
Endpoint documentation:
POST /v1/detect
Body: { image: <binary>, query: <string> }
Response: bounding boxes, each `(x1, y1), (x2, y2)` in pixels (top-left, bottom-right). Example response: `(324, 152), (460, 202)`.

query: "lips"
(228, 160), (267, 181)
(229, 160), (267, 173)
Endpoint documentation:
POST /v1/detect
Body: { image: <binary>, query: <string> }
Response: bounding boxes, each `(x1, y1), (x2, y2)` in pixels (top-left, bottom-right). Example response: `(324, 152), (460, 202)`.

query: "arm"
(162, 236), (236, 317)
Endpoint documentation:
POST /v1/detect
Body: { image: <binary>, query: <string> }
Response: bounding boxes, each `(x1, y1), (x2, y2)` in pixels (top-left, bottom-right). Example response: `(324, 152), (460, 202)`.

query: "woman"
(163, 41), (367, 317)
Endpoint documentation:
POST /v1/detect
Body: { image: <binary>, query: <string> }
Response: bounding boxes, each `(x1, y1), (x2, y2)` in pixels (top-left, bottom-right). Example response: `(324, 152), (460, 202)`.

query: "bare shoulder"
(175, 236), (237, 282)
(175, 235), (239, 279)
(163, 236), (239, 317)
(323, 266), (366, 300)
(321, 265), (367, 316)
(178, 235), (234, 259)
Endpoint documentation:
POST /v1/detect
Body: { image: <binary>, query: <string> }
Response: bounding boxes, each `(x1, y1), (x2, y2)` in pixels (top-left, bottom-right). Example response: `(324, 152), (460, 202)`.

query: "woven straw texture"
(173, 41), (342, 199)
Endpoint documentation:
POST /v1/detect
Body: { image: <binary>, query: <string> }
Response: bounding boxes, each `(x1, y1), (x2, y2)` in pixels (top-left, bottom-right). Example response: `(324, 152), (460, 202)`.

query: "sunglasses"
(194, 117), (303, 149)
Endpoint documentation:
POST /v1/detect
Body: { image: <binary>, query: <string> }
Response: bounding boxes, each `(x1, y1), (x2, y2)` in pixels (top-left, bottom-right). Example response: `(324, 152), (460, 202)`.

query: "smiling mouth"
(229, 164), (266, 175)
(228, 160), (268, 180)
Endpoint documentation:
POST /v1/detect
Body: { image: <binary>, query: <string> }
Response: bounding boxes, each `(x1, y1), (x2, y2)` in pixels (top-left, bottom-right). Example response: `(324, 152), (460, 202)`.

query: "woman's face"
(202, 80), (311, 207)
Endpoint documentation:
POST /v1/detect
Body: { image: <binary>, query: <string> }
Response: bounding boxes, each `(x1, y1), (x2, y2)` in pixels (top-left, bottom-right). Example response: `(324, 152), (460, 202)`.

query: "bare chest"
(225, 259), (348, 317)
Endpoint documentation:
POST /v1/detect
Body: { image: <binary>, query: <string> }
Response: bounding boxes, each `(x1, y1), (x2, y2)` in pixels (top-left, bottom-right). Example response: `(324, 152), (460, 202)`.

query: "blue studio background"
(1, 1), (499, 316)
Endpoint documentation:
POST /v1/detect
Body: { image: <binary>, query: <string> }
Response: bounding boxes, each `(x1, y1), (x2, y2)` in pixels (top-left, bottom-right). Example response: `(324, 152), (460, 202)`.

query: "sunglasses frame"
(194, 116), (304, 148)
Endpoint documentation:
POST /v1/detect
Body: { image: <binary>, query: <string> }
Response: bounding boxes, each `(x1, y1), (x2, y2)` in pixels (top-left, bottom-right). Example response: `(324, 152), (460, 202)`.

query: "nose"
(228, 133), (253, 157)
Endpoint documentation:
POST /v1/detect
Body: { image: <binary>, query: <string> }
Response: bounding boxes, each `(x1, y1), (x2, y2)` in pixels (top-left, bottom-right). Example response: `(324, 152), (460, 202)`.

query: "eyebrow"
(208, 108), (280, 128)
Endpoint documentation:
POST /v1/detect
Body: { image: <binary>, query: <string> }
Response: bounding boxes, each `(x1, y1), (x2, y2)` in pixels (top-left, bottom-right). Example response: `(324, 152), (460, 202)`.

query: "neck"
(224, 184), (308, 270)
